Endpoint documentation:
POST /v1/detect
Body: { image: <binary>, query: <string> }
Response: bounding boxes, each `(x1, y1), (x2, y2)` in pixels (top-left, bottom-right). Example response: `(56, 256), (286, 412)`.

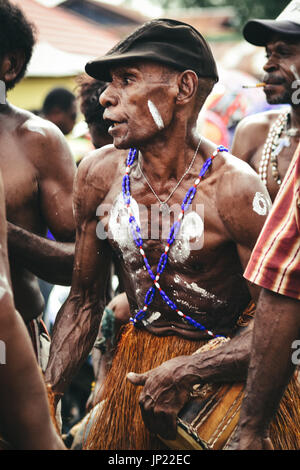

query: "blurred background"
(7, 0), (290, 435)
(8, 0), (290, 159)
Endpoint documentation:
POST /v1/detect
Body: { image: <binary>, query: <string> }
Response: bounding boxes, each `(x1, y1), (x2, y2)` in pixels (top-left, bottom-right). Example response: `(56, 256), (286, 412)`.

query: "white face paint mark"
(169, 211), (204, 263)
(147, 100), (164, 130)
(290, 65), (300, 81)
(142, 311), (161, 326)
(253, 192), (269, 216)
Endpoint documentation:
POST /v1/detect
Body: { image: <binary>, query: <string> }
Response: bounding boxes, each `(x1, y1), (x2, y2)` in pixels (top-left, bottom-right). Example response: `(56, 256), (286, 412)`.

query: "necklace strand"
(137, 137), (202, 213)
(259, 110), (289, 186)
(122, 144), (228, 338)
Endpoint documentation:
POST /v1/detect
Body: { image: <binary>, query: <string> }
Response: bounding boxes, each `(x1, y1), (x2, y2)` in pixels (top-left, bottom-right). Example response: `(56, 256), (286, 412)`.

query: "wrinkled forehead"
(265, 33), (300, 49)
(108, 59), (180, 81)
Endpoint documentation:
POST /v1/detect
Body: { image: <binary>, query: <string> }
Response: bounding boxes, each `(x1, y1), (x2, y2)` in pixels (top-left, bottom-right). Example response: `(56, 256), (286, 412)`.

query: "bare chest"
(250, 137), (298, 201)
(0, 136), (39, 223)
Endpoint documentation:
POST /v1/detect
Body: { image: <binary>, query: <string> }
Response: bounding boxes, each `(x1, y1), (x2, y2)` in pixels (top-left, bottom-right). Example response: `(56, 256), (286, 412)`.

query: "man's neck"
(137, 129), (201, 183)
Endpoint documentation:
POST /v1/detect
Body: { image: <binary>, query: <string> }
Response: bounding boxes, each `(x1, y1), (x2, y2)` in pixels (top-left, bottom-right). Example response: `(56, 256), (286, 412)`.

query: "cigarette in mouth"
(242, 83), (266, 88)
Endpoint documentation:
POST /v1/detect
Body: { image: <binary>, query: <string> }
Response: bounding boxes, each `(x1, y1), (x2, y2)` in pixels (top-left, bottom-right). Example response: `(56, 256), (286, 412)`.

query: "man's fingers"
(126, 371), (147, 386)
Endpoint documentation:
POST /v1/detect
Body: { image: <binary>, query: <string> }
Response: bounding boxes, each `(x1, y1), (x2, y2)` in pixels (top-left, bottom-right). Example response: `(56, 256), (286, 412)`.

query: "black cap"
(85, 18), (218, 83)
(243, 19), (300, 46)
(243, 1), (300, 46)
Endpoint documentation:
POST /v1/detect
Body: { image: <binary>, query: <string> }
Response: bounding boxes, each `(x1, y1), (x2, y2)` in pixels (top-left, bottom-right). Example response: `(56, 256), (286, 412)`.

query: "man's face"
(60, 101), (77, 135)
(99, 61), (178, 149)
(263, 35), (300, 105)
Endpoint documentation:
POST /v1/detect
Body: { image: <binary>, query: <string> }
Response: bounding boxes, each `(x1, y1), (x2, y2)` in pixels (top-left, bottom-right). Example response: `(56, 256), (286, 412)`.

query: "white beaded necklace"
(259, 110), (289, 187)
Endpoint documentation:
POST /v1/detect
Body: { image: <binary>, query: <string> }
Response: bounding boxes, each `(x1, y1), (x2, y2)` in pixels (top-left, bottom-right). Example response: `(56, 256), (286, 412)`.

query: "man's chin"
(265, 91), (291, 106)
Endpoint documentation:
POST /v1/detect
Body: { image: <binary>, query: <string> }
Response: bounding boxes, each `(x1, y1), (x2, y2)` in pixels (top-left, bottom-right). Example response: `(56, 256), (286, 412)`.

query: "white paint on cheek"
(253, 192), (269, 216)
(147, 100), (164, 130)
(290, 65), (300, 81)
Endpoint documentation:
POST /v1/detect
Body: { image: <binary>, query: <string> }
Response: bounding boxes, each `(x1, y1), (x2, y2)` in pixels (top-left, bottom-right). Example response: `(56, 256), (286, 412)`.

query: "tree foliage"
(158, 0), (291, 27)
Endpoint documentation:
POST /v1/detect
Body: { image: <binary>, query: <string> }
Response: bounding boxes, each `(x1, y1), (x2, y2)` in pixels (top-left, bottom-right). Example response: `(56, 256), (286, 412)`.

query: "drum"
(158, 336), (244, 450)
(159, 382), (244, 450)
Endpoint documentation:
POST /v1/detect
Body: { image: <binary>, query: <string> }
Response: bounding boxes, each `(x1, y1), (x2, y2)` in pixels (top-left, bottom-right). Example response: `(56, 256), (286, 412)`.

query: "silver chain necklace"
(137, 137), (202, 215)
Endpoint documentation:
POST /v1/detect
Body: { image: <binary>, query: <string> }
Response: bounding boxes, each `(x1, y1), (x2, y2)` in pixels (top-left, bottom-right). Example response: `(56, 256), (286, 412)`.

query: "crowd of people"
(0, 0), (299, 451)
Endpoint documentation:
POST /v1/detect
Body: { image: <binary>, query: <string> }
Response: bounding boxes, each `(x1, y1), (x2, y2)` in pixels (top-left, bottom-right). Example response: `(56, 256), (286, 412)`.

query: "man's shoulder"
(218, 152), (270, 201)
(74, 145), (125, 213)
(234, 108), (287, 136)
(77, 144), (123, 183)
(14, 106), (74, 161)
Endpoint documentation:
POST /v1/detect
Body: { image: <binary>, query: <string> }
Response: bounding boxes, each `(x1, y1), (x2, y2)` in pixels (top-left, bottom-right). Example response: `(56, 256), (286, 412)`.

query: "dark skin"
(0, 171), (65, 449)
(232, 36), (300, 202)
(229, 289), (300, 450)
(43, 100), (77, 136)
(0, 49), (76, 323)
(45, 62), (270, 436)
(228, 36), (300, 449)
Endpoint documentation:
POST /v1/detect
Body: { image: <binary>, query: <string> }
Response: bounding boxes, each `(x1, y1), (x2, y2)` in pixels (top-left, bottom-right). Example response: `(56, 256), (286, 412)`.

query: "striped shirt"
(244, 143), (300, 300)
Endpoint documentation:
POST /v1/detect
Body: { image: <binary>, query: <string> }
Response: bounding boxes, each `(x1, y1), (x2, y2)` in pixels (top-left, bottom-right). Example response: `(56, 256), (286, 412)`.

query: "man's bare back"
(0, 104), (75, 322)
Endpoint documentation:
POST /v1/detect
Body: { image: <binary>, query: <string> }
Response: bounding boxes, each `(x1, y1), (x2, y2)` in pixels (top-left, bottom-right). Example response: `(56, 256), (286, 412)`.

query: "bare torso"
(88, 140), (266, 340)
(0, 104), (75, 322)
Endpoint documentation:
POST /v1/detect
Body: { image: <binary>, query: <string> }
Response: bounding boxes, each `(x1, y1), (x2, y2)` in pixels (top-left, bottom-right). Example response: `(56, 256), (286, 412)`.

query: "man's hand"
(226, 427), (274, 450)
(127, 356), (196, 440)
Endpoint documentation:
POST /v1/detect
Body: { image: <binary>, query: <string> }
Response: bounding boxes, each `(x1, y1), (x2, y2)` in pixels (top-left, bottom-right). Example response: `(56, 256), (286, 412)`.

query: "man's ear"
(1, 50), (25, 84)
(175, 70), (198, 105)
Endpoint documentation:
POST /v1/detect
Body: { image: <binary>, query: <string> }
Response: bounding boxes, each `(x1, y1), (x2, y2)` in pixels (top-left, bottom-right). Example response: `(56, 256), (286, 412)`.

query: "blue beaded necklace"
(122, 144), (228, 338)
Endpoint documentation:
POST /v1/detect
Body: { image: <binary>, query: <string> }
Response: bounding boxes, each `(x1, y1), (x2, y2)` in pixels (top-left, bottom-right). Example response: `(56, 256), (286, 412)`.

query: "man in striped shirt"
(232, 142), (300, 450)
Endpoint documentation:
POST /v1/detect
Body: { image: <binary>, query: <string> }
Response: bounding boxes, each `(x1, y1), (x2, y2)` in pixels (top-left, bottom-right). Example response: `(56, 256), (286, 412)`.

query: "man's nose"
(263, 55), (279, 73)
(99, 84), (117, 108)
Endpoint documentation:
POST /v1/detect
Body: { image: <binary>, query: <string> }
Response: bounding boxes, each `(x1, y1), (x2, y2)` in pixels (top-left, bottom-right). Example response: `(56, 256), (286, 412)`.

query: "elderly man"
(45, 19), (298, 450)
(232, 0), (300, 202)
(0, 0), (76, 368)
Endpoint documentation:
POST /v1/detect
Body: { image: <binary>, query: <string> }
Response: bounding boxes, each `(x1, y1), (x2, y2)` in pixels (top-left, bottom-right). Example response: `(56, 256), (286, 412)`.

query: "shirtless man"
(231, 3), (300, 202)
(44, 19), (297, 450)
(0, 0), (76, 345)
(0, 169), (65, 449)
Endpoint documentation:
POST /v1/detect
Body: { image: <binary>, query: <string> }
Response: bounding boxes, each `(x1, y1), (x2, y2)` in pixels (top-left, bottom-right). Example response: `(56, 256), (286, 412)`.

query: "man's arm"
(232, 289), (300, 450)
(7, 222), (74, 285)
(0, 174), (65, 449)
(231, 113), (270, 163)
(44, 154), (112, 399)
(7, 119), (76, 284)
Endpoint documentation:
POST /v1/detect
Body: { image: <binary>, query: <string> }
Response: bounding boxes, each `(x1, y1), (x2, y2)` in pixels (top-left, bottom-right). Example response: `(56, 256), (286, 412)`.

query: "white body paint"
(253, 191), (269, 216)
(142, 311), (161, 326)
(173, 274), (226, 306)
(0, 274), (13, 300)
(148, 100), (164, 130)
(25, 121), (46, 137)
(169, 211), (204, 263)
(108, 193), (139, 254)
